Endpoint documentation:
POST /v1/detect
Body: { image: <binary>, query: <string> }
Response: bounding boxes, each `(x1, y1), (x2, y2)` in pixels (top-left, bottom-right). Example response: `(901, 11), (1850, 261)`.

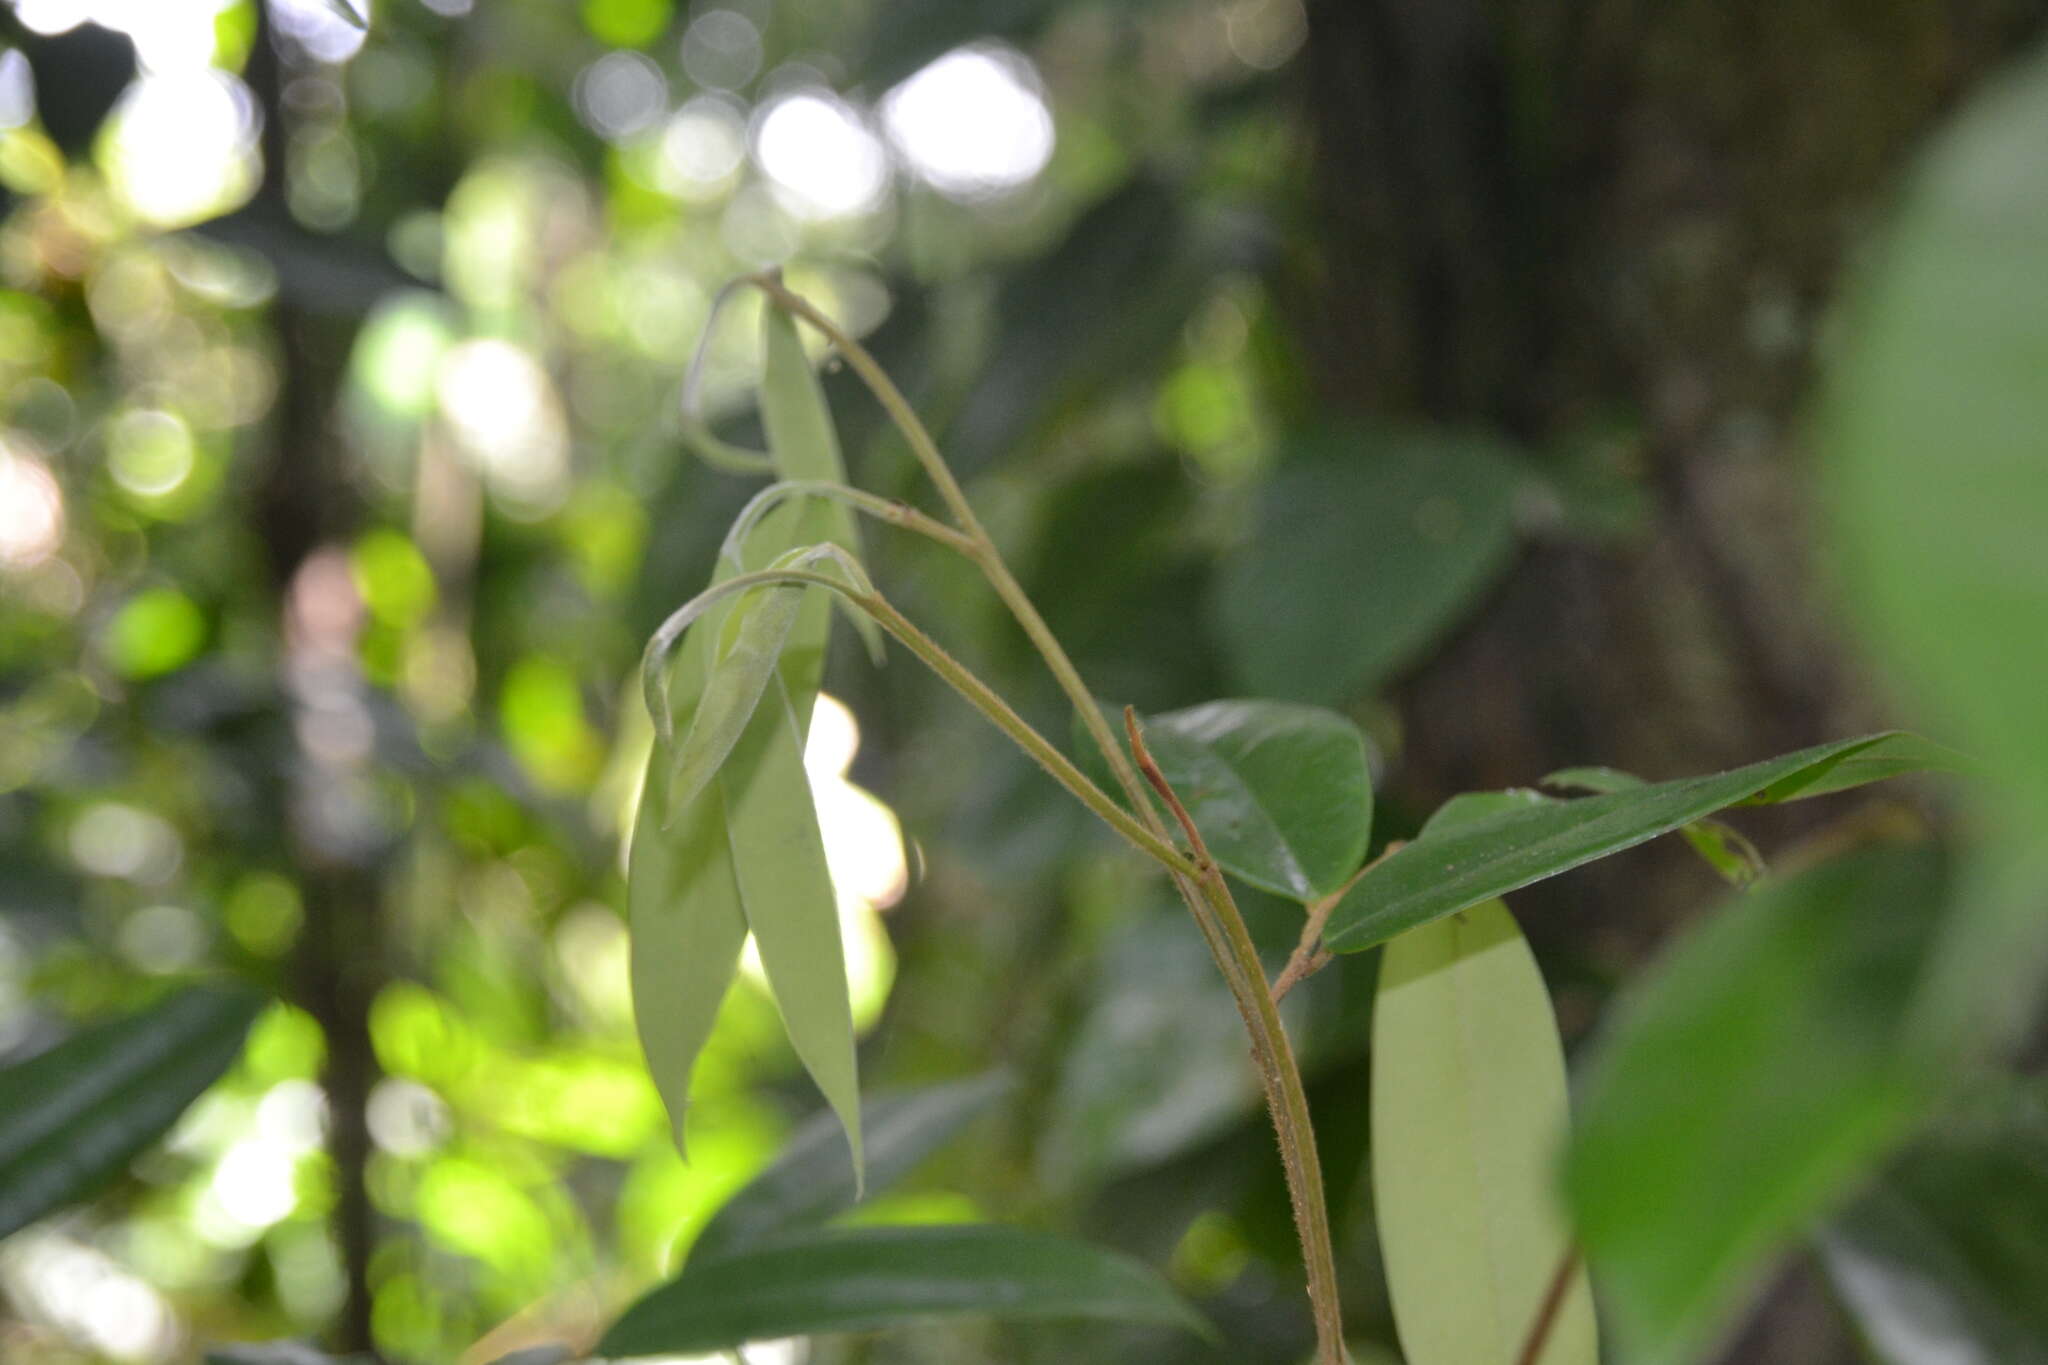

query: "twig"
(1272, 843), (1403, 1004)
(1514, 1243), (1581, 1365)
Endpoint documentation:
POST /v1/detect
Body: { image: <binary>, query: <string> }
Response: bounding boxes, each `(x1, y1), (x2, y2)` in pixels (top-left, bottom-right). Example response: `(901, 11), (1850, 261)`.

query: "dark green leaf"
(1564, 844), (1947, 1364)
(598, 1224), (1210, 1355)
(1324, 733), (1924, 953)
(1076, 700), (1373, 901)
(0, 984), (265, 1239)
(1373, 899), (1597, 1365)
(1213, 425), (1527, 704)
(1818, 1082), (2048, 1365)
(1542, 766), (1763, 885)
(694, 1071), (1013, 1262)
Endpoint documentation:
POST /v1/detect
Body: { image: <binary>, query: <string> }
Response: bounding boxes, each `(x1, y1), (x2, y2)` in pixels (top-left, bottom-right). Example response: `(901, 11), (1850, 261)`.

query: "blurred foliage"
(0, 0), (2042, 1363)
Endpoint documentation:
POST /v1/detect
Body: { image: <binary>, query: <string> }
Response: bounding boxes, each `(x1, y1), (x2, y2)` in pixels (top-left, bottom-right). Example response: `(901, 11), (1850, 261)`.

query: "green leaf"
(1564, 843), (1947, 1364)
(1371, 899), (1597, 1365)
(1213, 425), (1527, 704)
(1324, 732), (1935, 953)
(1818, 1082), (2048, 1365)
(760, 302), (883, 668)
(1820, 44), (2048, 827)
(665, 575), (808, 821)
(1542, 766), (1763, 885)
(1075, 700), (1373, 901)
(0, 984), (265, 1239)
(598, 1224), (1210, 1356)
(694, 1071), (1013, 1262)
(717, 675), (862, 1185)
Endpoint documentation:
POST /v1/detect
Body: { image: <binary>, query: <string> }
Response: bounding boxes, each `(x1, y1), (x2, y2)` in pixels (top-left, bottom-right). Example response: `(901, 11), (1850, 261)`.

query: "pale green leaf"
(598, 1224), (1210, 1355)
(665, 577), (807, 822)
(1372, 899), (1597, 1365)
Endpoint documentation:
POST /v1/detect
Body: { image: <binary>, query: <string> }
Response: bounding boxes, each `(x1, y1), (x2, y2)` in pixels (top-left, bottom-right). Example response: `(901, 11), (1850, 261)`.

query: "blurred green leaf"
(1324, 732), (1933, 953)
(1565, 843), (1947, 1364)
(598, 1224), (1210, 1355)
(1821, 44), (2048, 825)
(1818, 1083), (2048, 1365)
(0, 984), (265, 1239)
(1077, 700), (1373, 901)
(1213, 425), (1526, 704)
(1372, 899), (1596, 1365)
(694, 1070), (1013, 1261)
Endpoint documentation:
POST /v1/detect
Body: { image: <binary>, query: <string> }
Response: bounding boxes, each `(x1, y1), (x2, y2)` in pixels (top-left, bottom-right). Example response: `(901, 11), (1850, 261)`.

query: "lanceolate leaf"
(1542, 766), (1763, 885)
(0, 984), (265, 1238)
(1564, 843), (1947, 1365)
(694, 1071), (1013, 1262)
(718, 677), (862, 1183)
(760, 302), (884, 667)
(598, 1224), (1210, 1356)
(1076, 700), (1373, 901)
(665, 576), (808, 820)
(1372, 899), (1597, 1365)
(1324, 732), (1941, 953)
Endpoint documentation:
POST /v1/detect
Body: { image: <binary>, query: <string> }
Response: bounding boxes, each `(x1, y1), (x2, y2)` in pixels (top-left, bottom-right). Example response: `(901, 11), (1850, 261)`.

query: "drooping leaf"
(759, 302), (883, 667)
(1323, 732), (1942, 953)
(694, 1071), (1013, 1262)
(1564, 843), (1947, 1365)
(1818, 1082), (2048, 1365)
(717, 676), (862, 1184)
(0, 983), (265, 1239)
(665, 575), (808, 820)
(1213, 425), (1528, 704)
(598, 1223), (1210, 1356)
(1075, 699), (1373, 901)
(1372, 898), (1596, 1365)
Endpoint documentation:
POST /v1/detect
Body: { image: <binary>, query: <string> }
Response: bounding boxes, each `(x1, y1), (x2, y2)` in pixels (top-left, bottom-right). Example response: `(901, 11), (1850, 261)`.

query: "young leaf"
(693, 1071), (1013, 1262)
(1371, 899), (1597, 1365)
(1323, 732), (1942, 953)
(665, 576), (808, 821)
(760, 302), (884, 666)
(1213, 425), (1526, 704)
(1564, 843), (1946, 1365)
(0, 984), (265, 1239)
(1075, 699), (1373, 901)
(1818, 1082), (2048, 1365)
(597, 1223), (1210, 1355)
(718, 675), (862, 1184)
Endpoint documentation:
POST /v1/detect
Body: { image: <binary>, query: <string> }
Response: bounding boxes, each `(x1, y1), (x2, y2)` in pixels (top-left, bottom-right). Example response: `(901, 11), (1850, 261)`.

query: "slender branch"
(1273, 843), (1404, 1004)
(681, 417), (777, 475)
(1126, 715), (1348, 1363)
(721, 479), (979, 566)
(1514, 1244), (1581, 1365)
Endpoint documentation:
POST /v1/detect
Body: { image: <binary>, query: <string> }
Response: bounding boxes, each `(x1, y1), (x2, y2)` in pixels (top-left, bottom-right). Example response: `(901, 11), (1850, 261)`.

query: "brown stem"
(1514, 1243), (1581, 1365)
(1273, 843), (1404, 1004)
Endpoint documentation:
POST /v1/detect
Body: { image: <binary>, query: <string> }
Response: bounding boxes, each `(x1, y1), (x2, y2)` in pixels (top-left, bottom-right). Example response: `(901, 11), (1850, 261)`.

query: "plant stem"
(1273, 843), (1403, 1004)
(1128, 714), (1348, 1363)
(721, 479), (980, 563)
(755, 277), (1348, 1364)
(1514, 1244), (1581, 1365)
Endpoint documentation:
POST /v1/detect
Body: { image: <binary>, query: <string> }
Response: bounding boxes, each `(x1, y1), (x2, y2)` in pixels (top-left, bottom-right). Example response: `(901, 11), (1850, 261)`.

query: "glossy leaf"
(759, 302), (883, 667)
(1323, 732), (1932, 953)
(694, 1071), (1013, 1262)
(1372, 899), (1597, 1365)
(1564, 843), (1946, 1364)
(1820, 44), (2048, 826)
(598, 1223), (1210, 1355)
(1818, 1082), (2048, 1365)
(1214, 425), (1527, 704)
(1542, 766), (1763, 885)
(1076, 699), (1373, 901)
(0, 984), (265, 1239)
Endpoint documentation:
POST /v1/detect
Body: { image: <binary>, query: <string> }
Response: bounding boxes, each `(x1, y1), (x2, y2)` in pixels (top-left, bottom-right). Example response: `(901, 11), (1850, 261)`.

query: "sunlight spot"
(0, 1230), (181, 1361)
(270, 0), (370, 64)
(436, 338), (569, 516)
(69, 802), (182, 883)
(659, 94), (747, 197)
(753, 90), (888, 221)
(0, 441), (64, 568)
(881, 45), (1053, 200)
(210, 1139), (300, 1229)
(107, 409), (196, 498)
(102, 69), (260, 228)
(679, 8), (761, 92)
(0, 50), (35, 128)
(575, 50), (668, 141)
